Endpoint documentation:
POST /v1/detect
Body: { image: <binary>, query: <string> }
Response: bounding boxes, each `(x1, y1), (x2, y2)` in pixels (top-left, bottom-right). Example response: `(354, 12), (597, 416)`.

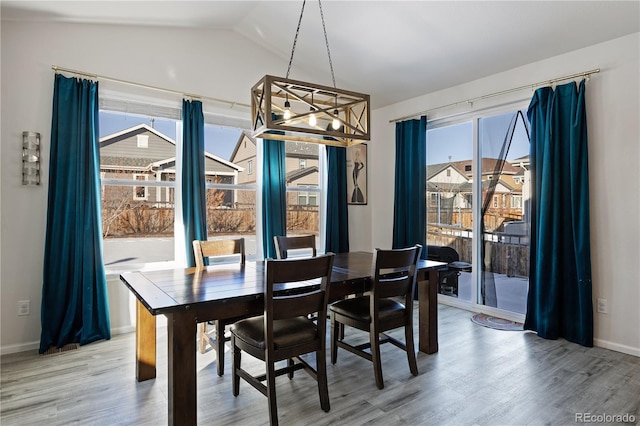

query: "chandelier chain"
(285, 0), (336, 89)
(318, 0), (336, 89)
(286, 0), (306, 79)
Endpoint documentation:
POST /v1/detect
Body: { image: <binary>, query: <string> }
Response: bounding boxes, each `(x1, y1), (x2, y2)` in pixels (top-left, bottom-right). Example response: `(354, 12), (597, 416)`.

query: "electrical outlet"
(597, 298), (608, 314)
(18, 300), (31, 316)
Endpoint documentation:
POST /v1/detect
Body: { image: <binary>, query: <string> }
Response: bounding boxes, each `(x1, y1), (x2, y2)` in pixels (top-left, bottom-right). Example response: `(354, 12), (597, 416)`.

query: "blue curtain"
(40, 74), (111, 353)
(262, 138), (287, 258)
(182, 99), (207, 267)
(525, 80), (593, 347)
(393, 116), (427, 258)
(325, 146), (350, 253)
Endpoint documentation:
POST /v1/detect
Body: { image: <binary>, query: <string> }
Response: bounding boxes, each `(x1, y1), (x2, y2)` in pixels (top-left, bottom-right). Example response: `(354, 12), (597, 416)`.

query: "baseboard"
(594, 338), (640, 358)
(0, 341), (40, 356)
(0, 325), (136, 356)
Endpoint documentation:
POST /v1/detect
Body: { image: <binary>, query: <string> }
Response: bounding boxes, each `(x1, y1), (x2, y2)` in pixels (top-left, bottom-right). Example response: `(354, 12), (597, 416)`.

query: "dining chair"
(329, 244), (422, 389)
(192, 237), (246, 376)
(273, 234), (317, 259)
(230, 253), (335, 426)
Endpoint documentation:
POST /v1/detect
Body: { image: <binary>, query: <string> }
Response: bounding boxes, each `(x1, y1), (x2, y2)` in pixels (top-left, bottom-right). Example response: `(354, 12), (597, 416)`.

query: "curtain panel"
(40, 74), (111, 353)
(393, 116), (427, 258)
(325, 146), (349, 253)
(181, 99), (208, 267)
(525, 80), (593, 347)
(261, 138), (287, 259)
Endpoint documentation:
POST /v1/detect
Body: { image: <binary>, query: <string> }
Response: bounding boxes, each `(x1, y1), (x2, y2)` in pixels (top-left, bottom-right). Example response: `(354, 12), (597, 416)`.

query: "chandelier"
(251, 0), (370, 147)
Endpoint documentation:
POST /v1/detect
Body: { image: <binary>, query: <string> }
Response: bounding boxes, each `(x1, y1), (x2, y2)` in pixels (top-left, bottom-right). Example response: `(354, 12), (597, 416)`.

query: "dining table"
(120, 251), (447, 426)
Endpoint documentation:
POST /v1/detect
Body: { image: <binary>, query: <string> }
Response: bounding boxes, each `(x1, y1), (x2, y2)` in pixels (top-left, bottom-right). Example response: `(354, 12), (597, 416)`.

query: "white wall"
(1, 19), (638, 357)
(366, 33), (640, 356)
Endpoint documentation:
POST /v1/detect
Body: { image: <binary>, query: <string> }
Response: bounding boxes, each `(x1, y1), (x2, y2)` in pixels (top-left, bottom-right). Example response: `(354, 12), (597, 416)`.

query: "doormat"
(41, 343), (79, 356)
(471, 313), (523, 331)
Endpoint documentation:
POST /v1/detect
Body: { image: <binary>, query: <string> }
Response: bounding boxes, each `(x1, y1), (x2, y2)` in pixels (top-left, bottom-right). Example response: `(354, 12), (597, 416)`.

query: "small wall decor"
(347, 143), (367, 205)
(22, 131), (40, 185)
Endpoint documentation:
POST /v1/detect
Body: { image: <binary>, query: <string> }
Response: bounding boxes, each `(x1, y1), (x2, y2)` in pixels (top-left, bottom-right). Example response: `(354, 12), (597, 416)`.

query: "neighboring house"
(99, 124), (242, 206)
(427, 158), (528, 228)
(230, 132), (320, 207)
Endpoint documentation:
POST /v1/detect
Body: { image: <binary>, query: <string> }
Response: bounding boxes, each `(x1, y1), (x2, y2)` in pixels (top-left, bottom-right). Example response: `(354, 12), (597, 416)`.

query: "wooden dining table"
(120, 251), (447, 426)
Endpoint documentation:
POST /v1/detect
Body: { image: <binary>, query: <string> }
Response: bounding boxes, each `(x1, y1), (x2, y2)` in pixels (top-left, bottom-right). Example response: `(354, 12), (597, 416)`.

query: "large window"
(99, 110), (178, 271)
(100, 100), (326, 270)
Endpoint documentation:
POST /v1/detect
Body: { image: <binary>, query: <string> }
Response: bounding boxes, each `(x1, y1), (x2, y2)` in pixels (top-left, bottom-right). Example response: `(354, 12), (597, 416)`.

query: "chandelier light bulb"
(283, 105), (292, 120)
(309, 108), (317, 127)
(332, 109), (340, 130)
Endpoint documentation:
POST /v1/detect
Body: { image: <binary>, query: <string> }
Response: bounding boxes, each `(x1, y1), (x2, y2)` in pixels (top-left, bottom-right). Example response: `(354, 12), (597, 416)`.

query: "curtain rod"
(389, 68), (600, 123)
(51, 65), (251, 110)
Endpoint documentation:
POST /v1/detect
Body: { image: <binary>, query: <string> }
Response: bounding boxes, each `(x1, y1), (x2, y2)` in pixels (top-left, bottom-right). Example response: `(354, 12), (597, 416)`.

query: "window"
(137, 134), (149, 148)
(465, 165), (472, 172)
(446, 169), (451, 177)
(511, 195), (522, 209)
(297, 185), (318, 206)
(100, 109), (178, 270)
(133, 174), (148, 200)
(100, 98), (326, 270)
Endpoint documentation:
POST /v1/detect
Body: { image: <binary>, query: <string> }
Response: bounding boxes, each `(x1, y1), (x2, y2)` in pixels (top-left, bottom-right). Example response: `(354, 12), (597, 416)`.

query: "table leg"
(167, 312), (197, 426)
(417, 269), (439, 354)
(136, 299), (156, 381)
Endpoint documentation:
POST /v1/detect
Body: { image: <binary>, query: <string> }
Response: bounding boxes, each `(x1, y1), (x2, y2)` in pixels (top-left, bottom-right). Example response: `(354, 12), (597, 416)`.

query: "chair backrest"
(192, 238), (246, 268)
(371, 244), (422, 304)
(273, 235), (317, 259)
(264, 253), (335, 325)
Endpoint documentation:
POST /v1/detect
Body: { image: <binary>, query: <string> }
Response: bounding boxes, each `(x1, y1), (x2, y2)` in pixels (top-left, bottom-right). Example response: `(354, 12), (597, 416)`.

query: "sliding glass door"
(426, 107), (530, 318)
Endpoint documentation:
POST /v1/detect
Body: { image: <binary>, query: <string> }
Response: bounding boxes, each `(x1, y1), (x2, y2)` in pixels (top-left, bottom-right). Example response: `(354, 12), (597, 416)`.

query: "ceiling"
(2, 1), (639, 108)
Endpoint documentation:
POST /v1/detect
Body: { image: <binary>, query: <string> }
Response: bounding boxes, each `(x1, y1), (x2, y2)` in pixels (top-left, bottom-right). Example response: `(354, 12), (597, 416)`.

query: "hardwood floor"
(2, 304), (639, 425)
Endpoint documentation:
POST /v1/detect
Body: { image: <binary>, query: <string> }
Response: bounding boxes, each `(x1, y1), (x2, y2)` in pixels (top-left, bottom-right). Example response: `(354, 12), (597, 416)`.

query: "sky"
(426, 110), (530, 165)
(99, 111), (242, 160)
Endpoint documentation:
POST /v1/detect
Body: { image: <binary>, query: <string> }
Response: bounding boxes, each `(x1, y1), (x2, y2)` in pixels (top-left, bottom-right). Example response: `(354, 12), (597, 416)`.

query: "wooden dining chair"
(230, 253), (335, 426)
(273, 234), (316, 259)
(329, 244), (422, 389)
(192, 237), (246, 376)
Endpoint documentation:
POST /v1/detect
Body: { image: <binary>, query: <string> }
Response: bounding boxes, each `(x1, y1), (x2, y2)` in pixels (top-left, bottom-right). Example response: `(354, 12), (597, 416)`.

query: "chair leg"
(316, 348), (330, 412)
(198, 322), (207, 354)
(330, 313), (338, 364)
(266, 354), (279, 426)
(287, 358), (294, 379)
(231, 335), (240, 396)
(370, 326), (384, 389)
(215, 320), (225, 376)
(404, 319), (419, 376)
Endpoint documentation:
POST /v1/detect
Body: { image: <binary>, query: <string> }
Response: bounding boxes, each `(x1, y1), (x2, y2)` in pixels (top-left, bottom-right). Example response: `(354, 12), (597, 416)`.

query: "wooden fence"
(103, 206), (318, 238)
(428, 226), (529, 278)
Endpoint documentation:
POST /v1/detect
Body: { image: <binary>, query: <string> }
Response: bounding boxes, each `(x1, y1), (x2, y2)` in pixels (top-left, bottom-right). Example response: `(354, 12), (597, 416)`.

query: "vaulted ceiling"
(2, 1), (639, 108)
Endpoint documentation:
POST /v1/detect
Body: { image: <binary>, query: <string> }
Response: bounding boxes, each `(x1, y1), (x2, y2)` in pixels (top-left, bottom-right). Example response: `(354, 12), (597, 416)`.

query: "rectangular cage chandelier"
(250, 0), (370, 147)
(251, 75), (370, 147)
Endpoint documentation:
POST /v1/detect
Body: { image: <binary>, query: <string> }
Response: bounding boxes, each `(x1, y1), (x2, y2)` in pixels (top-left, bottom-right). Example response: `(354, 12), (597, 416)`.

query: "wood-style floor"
(1, 304), (639, 425)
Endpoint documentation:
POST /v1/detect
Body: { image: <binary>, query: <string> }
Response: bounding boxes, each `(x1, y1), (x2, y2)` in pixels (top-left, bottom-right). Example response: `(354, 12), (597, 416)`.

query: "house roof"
(101, 123), (242, 173)
(229, 131), (255, 162)
(100, 123), (175, 147)
(286, 166), (319, 184)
